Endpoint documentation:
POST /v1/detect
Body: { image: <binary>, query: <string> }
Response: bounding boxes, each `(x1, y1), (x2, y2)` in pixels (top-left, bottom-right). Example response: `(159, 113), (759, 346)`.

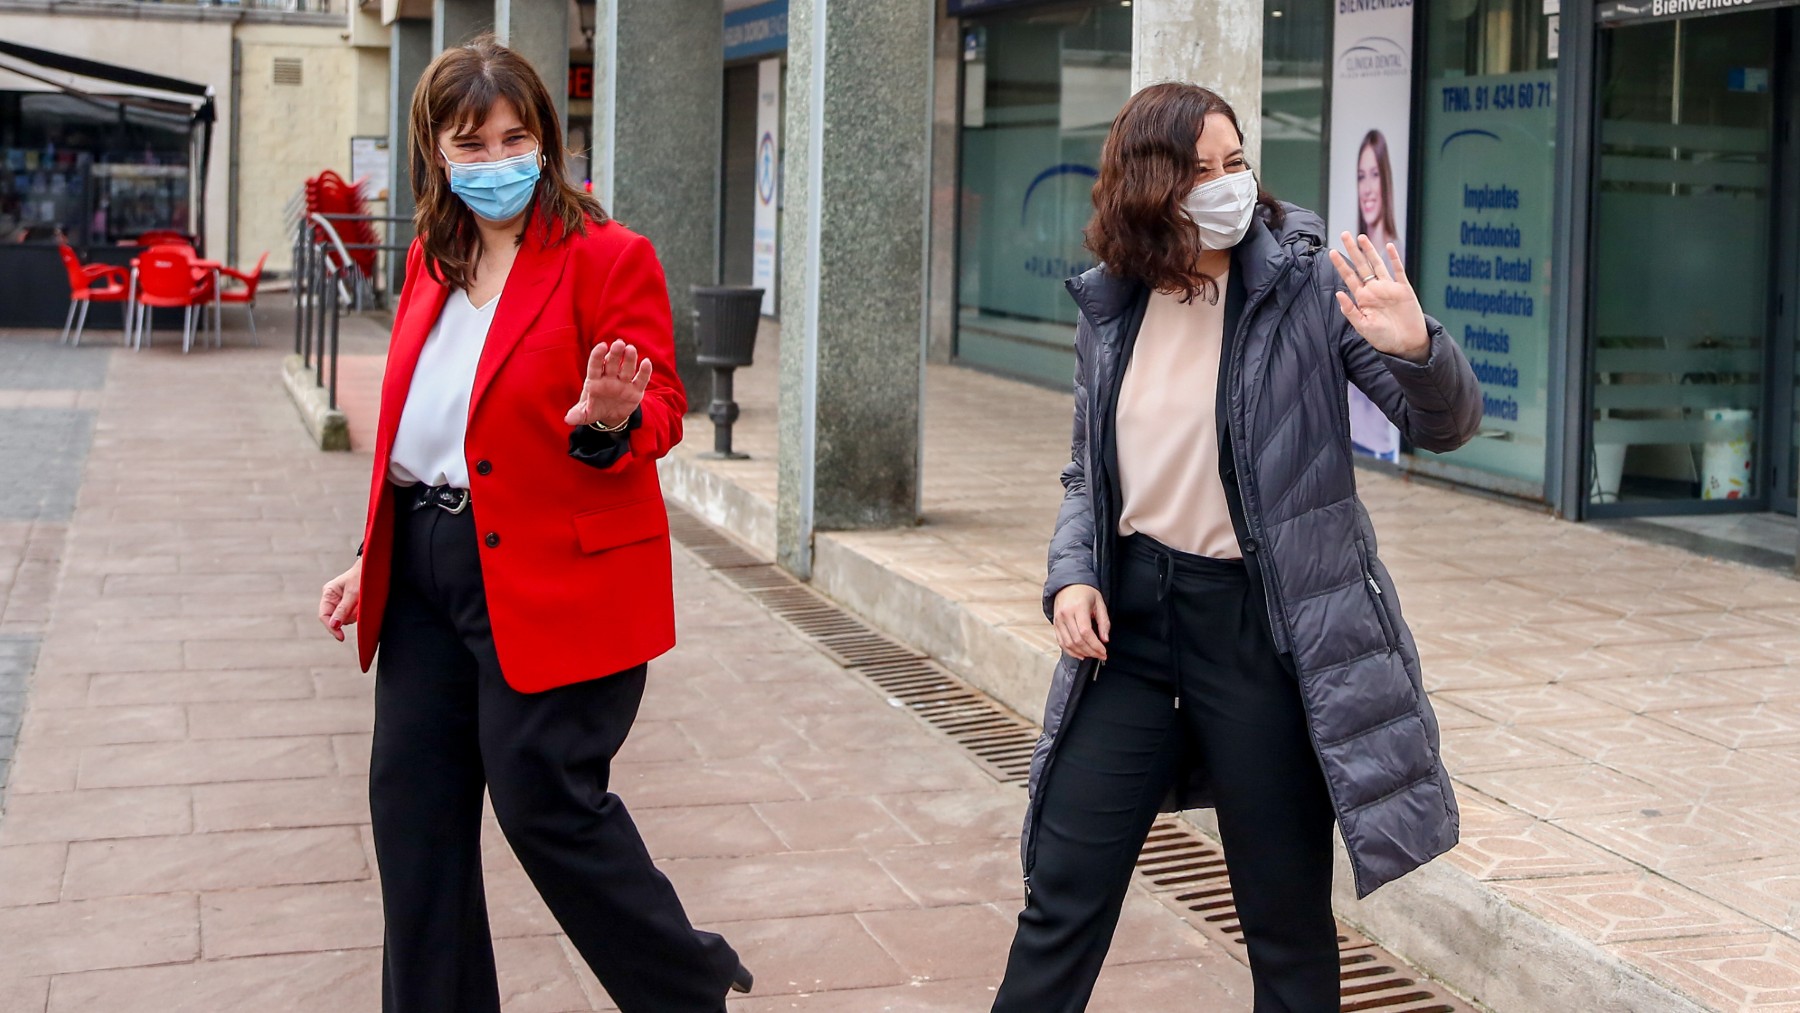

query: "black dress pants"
(371, 493), (739, 1013)
(993, 535), (1338, 1013)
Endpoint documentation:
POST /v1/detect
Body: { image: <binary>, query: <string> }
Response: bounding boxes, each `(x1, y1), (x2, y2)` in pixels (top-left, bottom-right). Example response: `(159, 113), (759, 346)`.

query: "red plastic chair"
(57, 244), (132, 347)
(132, 244), (217, 354)
(134, 230), (193, 248)
(217, 251), (268, 340)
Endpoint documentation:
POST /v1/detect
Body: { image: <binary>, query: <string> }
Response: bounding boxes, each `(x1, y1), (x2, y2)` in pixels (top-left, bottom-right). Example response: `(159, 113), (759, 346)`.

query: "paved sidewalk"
(0, 326), (1251, 1011)
(663, 329), (1800, 1012)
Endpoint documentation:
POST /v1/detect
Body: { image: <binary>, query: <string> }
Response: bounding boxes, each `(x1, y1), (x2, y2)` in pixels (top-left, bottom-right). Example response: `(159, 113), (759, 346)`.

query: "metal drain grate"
(1135, 819), (1471, 1012)
(666, 505), (1473, 1010)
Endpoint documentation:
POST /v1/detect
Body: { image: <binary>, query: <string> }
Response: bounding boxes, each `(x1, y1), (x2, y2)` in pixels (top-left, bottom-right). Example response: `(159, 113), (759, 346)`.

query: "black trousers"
(993, 535), (1338, 1013)
(371, 494), (739, 1013)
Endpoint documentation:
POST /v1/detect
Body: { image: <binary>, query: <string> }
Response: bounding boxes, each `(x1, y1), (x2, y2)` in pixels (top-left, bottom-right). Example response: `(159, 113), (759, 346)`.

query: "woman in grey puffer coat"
(990, 84), (1482, 1013)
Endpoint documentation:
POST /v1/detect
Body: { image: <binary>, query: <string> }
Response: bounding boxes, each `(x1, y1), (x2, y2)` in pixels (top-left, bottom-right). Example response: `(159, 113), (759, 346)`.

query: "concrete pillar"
(1133, 0), (1263, 164)
(387, 18), (432, 297)
(590, 0), (722, 401)
(925, 10), (960, 365)
(433, 0), (493, 51)
(777, 0), (933, 577)
(496, 0), (570, 129)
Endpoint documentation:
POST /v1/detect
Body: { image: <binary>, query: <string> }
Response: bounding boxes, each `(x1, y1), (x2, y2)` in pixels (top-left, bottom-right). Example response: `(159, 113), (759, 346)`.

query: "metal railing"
(291, 212), (410, 410)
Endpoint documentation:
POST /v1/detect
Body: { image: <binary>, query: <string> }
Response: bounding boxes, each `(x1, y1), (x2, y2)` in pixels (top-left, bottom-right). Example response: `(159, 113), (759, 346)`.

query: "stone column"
(387, 18), (432, 296)
(777, 0), (933, 577)
(1133, 0), (1263, 163)
(496, 0), (570, 126)
(433, 0), (492, 51)
(590, 0), (722, 401)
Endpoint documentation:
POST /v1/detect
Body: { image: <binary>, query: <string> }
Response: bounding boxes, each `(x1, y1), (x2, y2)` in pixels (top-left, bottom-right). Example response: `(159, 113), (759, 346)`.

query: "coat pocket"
(1357, 538), (1397, 651)
(572, 498), (668, 553)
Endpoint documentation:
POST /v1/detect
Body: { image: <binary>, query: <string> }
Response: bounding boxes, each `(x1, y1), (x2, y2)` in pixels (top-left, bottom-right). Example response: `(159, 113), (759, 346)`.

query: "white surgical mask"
(1181, 170), (1258, 250)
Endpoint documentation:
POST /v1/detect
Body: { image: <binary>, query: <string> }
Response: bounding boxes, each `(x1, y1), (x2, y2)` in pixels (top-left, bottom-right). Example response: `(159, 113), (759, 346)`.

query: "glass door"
(1587, 9), (1783, 513)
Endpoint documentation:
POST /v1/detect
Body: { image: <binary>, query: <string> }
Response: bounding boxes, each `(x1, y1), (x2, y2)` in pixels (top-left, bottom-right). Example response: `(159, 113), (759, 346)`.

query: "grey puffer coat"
(1024, 203), (1483, 899)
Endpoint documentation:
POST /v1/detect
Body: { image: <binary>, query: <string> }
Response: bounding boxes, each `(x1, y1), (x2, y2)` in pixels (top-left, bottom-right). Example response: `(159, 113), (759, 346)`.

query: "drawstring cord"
(1154, 548), (1180, 710)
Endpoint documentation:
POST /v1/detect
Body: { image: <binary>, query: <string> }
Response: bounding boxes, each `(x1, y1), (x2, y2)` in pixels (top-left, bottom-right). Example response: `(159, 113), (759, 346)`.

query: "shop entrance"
(1586, 5), (1800, 531)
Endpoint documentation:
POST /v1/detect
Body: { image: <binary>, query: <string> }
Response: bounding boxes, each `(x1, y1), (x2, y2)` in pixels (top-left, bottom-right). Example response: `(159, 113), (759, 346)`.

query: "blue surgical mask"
(442, 147), (541, 221)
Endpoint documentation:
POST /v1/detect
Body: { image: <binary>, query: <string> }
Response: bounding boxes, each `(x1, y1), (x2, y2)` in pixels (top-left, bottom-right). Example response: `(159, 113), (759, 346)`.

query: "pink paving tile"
(869, 839), (1022, 908)
(190, 775), (370, 832)
(728, 975), (1003, 1011)
(1439, 725), (1583, 774)
(0, 894), (198, 977)
(0, 786), (192, 846)
(751, 796), (920, 852)
(659, 849), (917, 924)
(1457, 763), (1662, 820)
(0, 843), (68, 907)
(1437, 685), (1633, 728)
(493, 935), (593, 1013)
(1612, 933), (1800, 1010)
(875, 789), (1025, 845)
(0, 976), (48, 1013)
(773, 749), (992, 799)
(612, 757), (805, 809)
(1653, 700), (1800, 750)
(76, 736), (336, 788)
(1086, 955), (1252, 1010)
(1594, 640), (1788, 677)
(83, 667), (315, 706)
(1441, 798), (1634, 882)
(1520, 713), (1719, 766)
(713, 913), (910, 995)
(856, 903), (1016, 983)
(199, 880), (383, 958)
(1494, 872), (1763, 945)
(1671, 856), (1800, 935)
(634, 803), (790, 859)
(1568, 671), (1766, 715)
(42, 947), (380, 1012)
(1557, 804), (1796, 873)
(62, 826), (369, 900)
(184, 697), (372, 739)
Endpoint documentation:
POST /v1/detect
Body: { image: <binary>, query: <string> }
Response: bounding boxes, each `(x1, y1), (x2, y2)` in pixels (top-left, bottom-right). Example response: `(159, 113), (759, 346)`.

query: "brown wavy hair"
(1085, 83), (1282, 302)
(408, 34), (606, 289)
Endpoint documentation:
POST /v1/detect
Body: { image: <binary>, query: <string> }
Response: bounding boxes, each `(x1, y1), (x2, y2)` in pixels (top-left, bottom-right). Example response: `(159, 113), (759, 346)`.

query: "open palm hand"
(565, 339), (652, 429)
(1328, 232), (1430, 364)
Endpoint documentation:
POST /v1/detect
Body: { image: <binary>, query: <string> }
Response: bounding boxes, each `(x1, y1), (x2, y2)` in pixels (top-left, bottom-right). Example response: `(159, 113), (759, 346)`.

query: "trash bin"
(690, 285), (765, 458)
(693, 286), (764, 368)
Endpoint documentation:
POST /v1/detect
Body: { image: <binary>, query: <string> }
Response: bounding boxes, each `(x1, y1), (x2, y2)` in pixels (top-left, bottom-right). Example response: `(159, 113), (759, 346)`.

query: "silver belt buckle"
(416, 486), (470, 514)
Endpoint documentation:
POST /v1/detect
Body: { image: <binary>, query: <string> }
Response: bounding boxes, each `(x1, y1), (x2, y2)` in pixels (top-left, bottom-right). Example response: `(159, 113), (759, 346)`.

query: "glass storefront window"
(0, 91), (192, 246)
(1588, 12), (1777, 508)
(1414, 0), (1559, 490)
(955, 2), (1131, 387)
(1261, 0), (1330, 216)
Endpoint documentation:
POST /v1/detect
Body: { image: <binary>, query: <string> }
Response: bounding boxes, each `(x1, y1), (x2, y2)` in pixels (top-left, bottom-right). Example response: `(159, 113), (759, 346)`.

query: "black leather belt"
(409, 484), (471, 514)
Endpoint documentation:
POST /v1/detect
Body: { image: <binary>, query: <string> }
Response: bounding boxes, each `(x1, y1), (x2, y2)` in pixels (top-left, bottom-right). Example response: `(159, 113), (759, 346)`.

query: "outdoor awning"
(0, 40), (214, 126)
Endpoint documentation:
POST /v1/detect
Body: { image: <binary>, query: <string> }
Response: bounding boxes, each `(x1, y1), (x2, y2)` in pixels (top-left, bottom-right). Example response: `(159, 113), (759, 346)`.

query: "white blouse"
(388, 289), (499, 488)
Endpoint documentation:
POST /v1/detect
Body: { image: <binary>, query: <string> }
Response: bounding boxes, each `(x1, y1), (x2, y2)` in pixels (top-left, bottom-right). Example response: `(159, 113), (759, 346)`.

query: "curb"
(657, 446), (1708, 1013)
(281, 354), (350, 452)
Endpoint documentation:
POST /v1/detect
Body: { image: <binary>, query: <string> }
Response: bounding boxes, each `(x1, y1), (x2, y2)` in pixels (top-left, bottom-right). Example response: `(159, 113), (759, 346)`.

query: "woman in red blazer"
(316, 37), (749, 1013)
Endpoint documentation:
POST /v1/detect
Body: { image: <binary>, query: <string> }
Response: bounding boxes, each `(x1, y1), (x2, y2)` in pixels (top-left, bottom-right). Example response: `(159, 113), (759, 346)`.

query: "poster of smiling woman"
(1328, 0), (1414, 462)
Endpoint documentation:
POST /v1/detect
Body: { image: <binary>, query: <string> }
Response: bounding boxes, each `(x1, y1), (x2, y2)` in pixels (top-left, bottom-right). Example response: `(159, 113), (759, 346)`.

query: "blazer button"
(475, 460), (492, 476)
(1242, 538), (1259, 554)
(485, 532), (500, 548)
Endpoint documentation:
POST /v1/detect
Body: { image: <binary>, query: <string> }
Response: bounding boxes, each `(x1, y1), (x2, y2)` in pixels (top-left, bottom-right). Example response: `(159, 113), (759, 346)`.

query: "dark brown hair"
(408, 34), (606, 289)
(1355, 129), (1398, 240)
(1085, 82), (1282, 302)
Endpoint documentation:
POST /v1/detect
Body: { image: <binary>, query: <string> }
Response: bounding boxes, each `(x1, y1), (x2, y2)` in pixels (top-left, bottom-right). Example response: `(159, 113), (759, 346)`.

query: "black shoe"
(730, 962), (754, 994)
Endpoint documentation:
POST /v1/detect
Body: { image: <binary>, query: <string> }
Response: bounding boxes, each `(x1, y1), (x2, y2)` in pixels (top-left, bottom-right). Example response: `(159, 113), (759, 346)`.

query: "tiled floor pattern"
(0, 325), (1255, 1010)
(671, 332), (1800, 1011)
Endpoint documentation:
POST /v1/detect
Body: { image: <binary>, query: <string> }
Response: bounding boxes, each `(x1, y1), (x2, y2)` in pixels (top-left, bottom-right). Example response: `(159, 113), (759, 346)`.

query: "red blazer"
(356, 218), (686, 692)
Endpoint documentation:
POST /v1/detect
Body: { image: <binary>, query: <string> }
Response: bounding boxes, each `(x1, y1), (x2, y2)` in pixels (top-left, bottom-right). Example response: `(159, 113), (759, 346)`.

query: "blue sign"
(725, 0), (789, 62)
(946, 0), (1051, 14)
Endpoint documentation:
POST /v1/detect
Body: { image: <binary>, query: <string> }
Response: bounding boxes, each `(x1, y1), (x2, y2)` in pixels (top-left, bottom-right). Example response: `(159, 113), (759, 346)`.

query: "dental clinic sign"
(1596, 0), (1799, 24)
(1329, 0), (1414, 461)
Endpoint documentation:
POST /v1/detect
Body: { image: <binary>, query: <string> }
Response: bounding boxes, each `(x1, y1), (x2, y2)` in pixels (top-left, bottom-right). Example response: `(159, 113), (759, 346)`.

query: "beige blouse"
(1115, 276), (1242, 560)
